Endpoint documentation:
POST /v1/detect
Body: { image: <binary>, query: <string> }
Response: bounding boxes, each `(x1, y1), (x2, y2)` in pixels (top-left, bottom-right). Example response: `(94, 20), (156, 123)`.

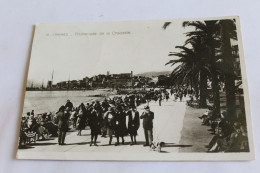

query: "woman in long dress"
(104, 107), (116, 145)
(127, 105), (140, 145)
(76, 103), (87, 136)
(114, 105), (127, 146)
(89, 105), (102, 146)
(76, 110), (84, 136)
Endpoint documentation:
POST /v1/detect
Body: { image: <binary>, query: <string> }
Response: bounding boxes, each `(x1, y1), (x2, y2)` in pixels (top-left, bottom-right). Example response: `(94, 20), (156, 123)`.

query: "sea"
(22, 89), (116, 116)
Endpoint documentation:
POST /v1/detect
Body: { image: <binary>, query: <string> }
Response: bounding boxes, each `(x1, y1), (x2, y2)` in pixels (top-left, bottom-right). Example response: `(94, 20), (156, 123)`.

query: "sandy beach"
(22, 89), (117, 116)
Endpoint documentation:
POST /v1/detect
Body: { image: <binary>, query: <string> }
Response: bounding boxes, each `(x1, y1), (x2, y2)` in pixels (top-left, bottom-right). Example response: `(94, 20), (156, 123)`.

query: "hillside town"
(27, 71), (172, 90)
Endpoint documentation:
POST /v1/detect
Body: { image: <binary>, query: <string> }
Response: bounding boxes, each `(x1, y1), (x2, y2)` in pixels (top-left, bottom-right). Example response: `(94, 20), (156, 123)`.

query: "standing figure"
(65, 99), (73, 111)
(161, 91), (165, 100)
(154, 94), (158, 103)
(140, 105), (154, 146)
(114, 105), (127, 146)
(179, 91), (183, 102)
(174, 93), (178, 101)
(145, 92), (151, 105)
(165, 91), (169, 101)
(19, 117), (28, 147)
(127, 106), (140, 145)
(158, 93), (162, 106)
(70, 108), (78, 129)
(89, 105), (102, 146)
(100, 102), (109, 137)
(56, 106), (70, 145)
(104, 107), (116, 145)
(27, 114), (38, 132)
(76, 103), (87, 136)
(170, 88), (174, 95)
(129, 95), (136, 108)
(76, 110), (84, 136)
(184, 88), (187, 97)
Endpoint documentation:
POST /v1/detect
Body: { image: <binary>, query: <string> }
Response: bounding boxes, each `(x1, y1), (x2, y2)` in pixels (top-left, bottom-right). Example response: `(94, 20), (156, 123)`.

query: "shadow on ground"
(18, 145), (35, 149)
(80, 134), (91, 136)
(99, 141), (146, 146)
(164, 143), (192, 148)
(66, 141), (100, 145)
(37, 138), (55, 141)
(30, 142), (57, 146)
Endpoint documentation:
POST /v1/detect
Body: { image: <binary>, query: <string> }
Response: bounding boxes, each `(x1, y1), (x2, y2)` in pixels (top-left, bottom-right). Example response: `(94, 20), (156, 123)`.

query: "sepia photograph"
(16, 16), (254, 161)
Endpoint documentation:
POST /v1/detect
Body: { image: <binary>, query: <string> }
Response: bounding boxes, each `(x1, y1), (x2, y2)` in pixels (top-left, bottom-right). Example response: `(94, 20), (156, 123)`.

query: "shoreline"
(22, 88), (148, 116)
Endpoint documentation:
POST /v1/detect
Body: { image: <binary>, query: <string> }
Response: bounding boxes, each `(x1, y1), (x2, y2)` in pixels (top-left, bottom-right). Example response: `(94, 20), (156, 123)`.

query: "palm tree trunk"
(194, 79), (199, 100)
(211, 69), (221, 118)
(209, 48), (221, 118)
(220, 20), (236, 122)
(190, 76), (193, 92)
(199, 69), (208, 108)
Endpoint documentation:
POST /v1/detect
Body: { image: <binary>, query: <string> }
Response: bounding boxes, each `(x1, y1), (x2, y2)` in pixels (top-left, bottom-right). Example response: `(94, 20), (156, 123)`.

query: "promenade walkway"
(18, 95), (192, 154)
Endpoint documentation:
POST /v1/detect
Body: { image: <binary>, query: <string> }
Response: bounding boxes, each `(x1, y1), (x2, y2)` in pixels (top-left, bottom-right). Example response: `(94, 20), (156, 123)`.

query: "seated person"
(208, 127), (224, 149)
(27, 115), (38, 132)
(208, 122), (248, 152)
(208, 118), (233, 148)
(218, 118), (234, 137)
(199, 110), (213, 126)
(45, 112), (52, 122)
(210, 118), (221, 134)
(19, 117), (29, 146)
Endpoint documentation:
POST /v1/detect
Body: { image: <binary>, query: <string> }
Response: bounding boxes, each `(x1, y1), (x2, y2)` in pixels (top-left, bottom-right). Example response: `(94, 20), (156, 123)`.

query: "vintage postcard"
(16, 16), (255, 161)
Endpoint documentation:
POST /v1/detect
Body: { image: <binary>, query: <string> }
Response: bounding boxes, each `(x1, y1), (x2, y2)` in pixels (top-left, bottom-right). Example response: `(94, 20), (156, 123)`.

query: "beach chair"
(24, 131), (37, 144)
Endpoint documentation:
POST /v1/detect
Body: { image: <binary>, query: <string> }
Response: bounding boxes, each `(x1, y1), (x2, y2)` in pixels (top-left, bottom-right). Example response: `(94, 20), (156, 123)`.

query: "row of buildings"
(46, 71), (161, 90)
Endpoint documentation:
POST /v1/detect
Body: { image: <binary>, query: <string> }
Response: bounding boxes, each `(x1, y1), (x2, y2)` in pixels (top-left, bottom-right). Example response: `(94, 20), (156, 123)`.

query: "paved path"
(179, 106), (212, 152)
(18, 95), (188, 154)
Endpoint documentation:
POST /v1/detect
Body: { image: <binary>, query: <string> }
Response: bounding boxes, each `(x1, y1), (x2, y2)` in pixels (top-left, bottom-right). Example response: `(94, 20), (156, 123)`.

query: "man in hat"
(55, 106), (69, 145)
(65, 99), (73, 111)
(31, 110), (35, 116)
(140, 105), (154, 146)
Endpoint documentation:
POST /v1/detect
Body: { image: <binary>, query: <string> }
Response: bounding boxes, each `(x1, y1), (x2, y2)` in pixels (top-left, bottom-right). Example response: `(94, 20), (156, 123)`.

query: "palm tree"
(166, 44), (210, 108)
(166, 46), (199, 87)
(164, 19), (240, 121)
(163, 22), (210, 108)
(185, 36), (209, 108)
(218, 19), (238, 122)
(183, 20), (221, 117)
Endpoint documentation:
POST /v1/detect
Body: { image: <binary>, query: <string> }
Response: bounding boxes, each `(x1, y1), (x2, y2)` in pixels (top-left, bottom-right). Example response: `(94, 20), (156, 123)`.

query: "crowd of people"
(198, 110), (249, 152)
(19, 88), (174, 147)
(19, 110), (57, 145)
(19, 86), (248, 153)
(53, 89), (171, 146)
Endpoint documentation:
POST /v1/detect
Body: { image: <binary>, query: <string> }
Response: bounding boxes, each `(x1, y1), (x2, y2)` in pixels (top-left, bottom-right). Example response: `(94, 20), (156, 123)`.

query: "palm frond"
(163, 22), (172, 30)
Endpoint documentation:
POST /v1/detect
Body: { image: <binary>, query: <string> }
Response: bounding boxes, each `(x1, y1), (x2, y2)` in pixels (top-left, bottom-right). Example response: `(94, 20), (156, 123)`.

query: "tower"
(47, 81), (52, 88)
(130, 71), (133, 87)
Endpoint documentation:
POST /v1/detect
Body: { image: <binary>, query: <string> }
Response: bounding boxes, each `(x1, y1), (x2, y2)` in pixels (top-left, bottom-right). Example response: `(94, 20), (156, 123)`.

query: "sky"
(27, 19), (193, 86)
